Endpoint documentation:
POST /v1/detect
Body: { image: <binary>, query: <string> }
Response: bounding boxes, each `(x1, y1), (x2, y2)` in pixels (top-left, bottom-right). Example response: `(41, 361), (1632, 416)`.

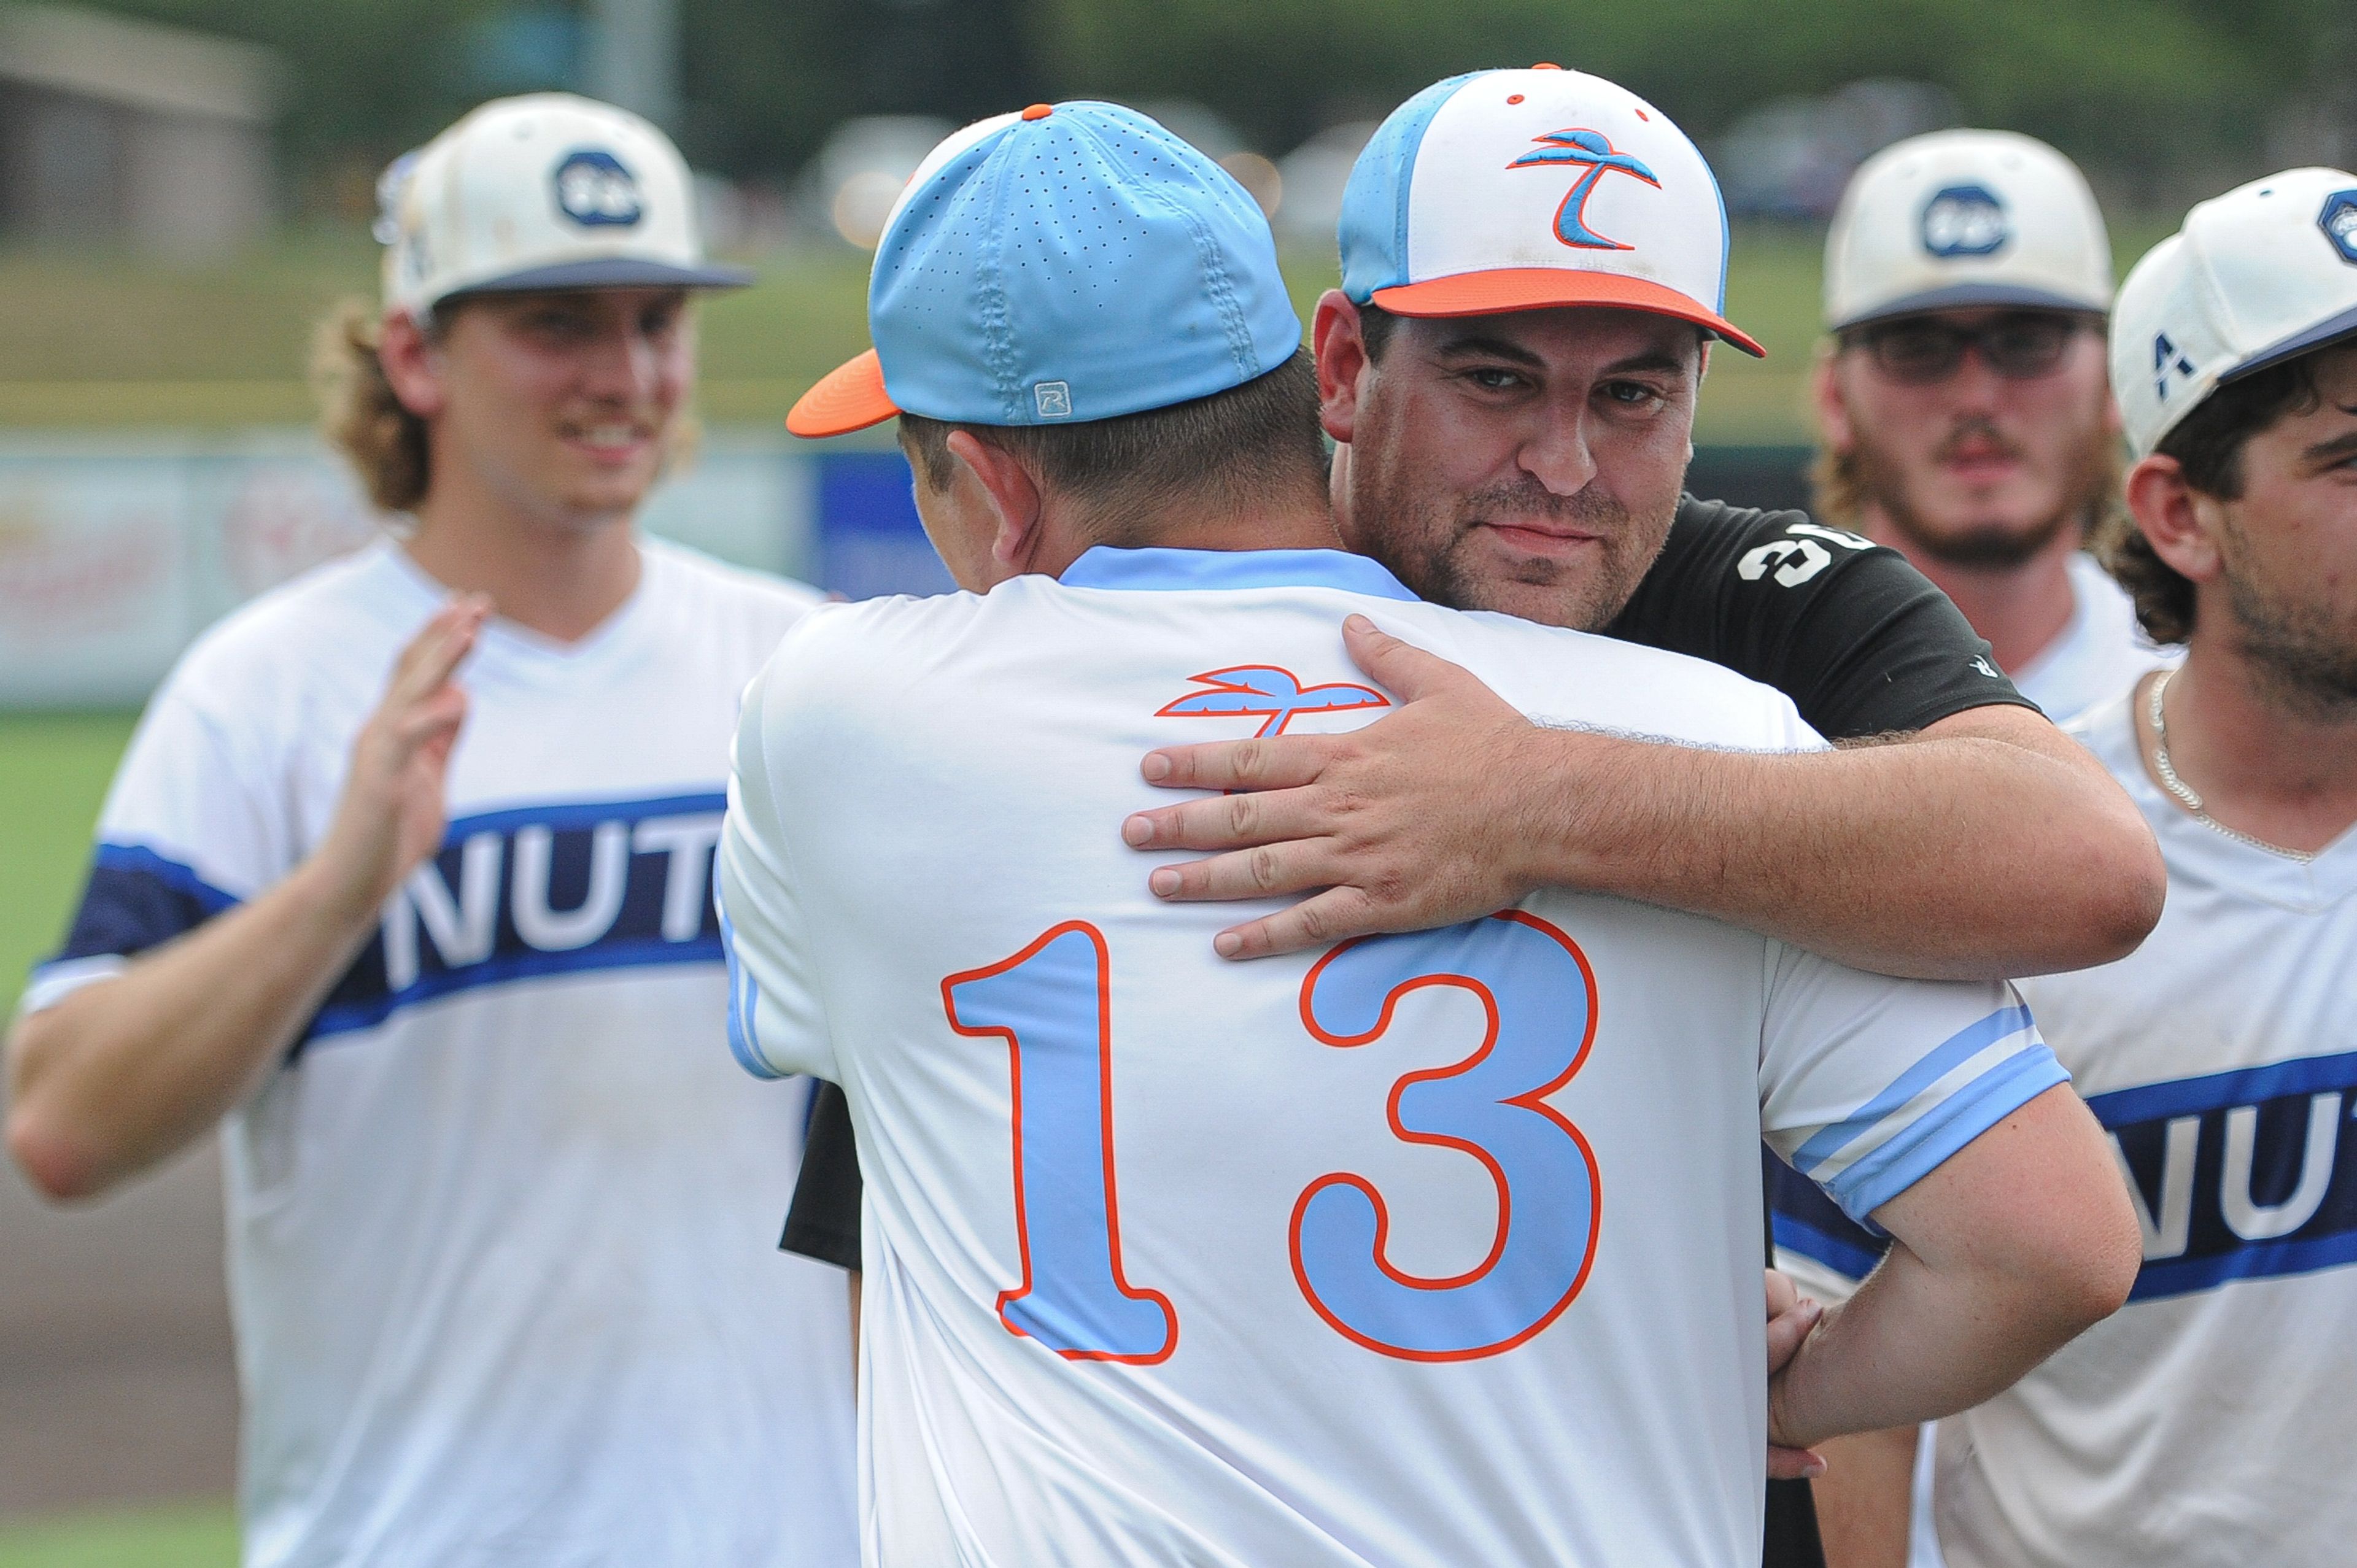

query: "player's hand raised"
(1123, 614), (1557, 960)
(309, 595), (489, 918)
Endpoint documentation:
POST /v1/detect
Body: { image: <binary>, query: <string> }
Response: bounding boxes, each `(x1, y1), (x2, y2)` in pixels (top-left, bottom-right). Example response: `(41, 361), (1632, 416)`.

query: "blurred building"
(0, 4), (281, 258)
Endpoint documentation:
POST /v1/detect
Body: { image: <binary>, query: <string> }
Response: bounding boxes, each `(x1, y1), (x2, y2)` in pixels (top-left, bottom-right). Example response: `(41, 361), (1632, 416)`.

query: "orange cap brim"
(786, 349), (900, 438)
(1370, 269), (1766, 358)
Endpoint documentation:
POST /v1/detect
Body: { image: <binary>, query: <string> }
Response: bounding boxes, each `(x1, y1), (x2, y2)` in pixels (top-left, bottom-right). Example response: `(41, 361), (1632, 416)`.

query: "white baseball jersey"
(718, 545), (2067, 1567)
(2011, 552), (2175, 724)
(25, 538), (856, 1568)
(1775, 689), (2357, 1568)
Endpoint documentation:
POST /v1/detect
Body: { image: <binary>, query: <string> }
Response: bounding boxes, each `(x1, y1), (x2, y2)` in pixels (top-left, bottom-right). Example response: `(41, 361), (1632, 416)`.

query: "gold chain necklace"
(2148, 668), (2316, 862)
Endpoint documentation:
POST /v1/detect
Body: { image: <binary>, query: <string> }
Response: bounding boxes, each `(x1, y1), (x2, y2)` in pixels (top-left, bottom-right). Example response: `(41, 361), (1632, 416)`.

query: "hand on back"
(1122, 614), (1557, 959)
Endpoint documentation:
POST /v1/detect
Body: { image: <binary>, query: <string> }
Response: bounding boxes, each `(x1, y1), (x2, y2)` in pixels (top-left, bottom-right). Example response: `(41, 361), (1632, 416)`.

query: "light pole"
(586, 0), (678, 131)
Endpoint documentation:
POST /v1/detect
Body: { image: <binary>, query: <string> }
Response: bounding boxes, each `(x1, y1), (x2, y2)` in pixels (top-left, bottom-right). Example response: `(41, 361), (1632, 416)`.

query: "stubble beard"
(2222, 517), (2357, 720)
(1851, 413), (2116, 570)
(1359, 458), (1670, 632)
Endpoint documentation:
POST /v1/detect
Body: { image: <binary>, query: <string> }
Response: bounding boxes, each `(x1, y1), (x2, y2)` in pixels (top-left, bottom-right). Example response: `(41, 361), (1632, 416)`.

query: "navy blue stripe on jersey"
(2095, 1049), (2357, 1301)
(1771, 1049), (2357, 1301)
(304, 791), (728, 1046)
(42, 843), (244, 973)
(1766, 1146), (1887, 1281)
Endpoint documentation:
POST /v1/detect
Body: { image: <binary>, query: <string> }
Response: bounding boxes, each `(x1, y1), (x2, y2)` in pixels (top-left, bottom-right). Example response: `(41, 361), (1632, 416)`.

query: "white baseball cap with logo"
(1824, 129), (2111, 332)
(2111, 167), (2357, 458)
(1339, 66), (1763, 355)
(376, 92), (749, 319)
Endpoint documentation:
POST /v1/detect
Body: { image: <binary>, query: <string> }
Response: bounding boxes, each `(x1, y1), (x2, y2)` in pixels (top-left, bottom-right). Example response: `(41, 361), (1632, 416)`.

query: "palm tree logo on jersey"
(1507, 128), (1660, 252)
(1155, 667), (1391, 738)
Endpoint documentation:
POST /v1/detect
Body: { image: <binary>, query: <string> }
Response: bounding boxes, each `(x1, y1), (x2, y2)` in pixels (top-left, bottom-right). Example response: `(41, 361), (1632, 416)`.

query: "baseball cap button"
(1023, 104), (1053, 121)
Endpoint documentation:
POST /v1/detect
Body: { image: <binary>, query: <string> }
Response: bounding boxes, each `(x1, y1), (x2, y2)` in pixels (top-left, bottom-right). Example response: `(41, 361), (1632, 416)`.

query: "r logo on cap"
(554, 149), (643, 228)
(1034, 381), (1073, 419)
(1921, 185), (2010, 258)
(2321, 190), (2357, 265)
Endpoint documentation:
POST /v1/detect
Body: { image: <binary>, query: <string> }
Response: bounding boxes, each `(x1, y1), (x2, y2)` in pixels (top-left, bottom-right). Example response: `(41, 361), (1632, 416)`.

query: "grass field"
(0, 713), (138, 1021)
(0, 1505), (236, 1568)
(0, 226), (1827, 439)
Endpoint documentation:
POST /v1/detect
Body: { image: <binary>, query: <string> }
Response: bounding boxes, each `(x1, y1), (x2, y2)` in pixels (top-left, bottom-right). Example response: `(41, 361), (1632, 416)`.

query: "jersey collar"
(1058, 546), (1420, 601)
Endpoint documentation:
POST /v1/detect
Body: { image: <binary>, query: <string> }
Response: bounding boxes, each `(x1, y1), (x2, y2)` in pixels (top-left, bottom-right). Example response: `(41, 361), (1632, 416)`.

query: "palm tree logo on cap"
(1508, 129), (1660, 252)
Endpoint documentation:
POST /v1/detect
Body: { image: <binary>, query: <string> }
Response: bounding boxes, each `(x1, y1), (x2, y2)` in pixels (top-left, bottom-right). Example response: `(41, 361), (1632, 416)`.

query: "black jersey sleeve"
(781, 1080), (862, 1270)
(1604, 495), (2037, 741)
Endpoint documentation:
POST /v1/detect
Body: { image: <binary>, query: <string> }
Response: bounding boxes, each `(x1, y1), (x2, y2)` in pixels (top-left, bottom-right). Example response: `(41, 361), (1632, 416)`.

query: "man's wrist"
(1511, 727), (1738, 903)
(285, 844), (393, 936)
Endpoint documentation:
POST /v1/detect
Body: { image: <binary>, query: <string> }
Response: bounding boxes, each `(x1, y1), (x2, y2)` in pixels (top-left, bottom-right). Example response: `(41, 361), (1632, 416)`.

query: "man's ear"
(377, 309), (448, 421)
(1314, 290), (1370, 446)
(2124, 453), (2225, 586)
(944, 431), (1045, 570)
(1811, 341), (1852, 454)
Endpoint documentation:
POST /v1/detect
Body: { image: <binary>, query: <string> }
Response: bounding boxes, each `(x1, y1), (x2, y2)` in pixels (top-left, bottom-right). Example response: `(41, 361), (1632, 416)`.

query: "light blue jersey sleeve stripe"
(1791, 1003), (2036, 1175)
(719, 907), (784, 1081)
(1830, 1043), (2070, 1224)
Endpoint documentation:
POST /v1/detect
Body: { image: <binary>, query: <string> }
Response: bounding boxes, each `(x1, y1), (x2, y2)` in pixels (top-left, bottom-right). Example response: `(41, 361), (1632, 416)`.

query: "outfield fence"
(0, 432), (1809, 708)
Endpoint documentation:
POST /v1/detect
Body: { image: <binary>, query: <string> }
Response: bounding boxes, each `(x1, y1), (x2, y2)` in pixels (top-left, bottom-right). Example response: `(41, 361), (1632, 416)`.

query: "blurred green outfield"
(0, 226), (1829, 441)
(0, 1505), (236, 1568)
(0, 714), (136, 1020)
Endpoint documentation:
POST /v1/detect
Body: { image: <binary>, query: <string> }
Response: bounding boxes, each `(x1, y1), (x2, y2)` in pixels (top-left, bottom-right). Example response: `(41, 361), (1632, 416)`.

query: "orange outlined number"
(943, 923), (1178, 1362)
(1291, 913), (1601, 1360)
(945, 913), (1599, 1364)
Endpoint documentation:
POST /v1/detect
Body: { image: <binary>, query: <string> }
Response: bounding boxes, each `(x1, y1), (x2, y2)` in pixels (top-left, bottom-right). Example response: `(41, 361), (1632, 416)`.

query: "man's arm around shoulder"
(1124, 617), (2164, 979)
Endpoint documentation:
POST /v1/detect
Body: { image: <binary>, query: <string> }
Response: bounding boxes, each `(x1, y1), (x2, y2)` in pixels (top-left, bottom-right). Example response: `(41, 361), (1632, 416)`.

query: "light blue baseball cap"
(788, 101), (1302, 437)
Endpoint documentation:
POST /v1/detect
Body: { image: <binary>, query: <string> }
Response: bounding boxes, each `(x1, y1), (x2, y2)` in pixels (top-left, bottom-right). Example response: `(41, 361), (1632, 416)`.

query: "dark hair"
(2097, 352), (2326, 645)
(898, 348), (1327, 538)
(1356, 300), (1401, 363)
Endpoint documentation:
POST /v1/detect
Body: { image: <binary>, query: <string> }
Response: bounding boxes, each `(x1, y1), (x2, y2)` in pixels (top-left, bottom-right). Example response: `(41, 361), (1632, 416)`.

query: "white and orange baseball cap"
(1337, 66), (1762, 355)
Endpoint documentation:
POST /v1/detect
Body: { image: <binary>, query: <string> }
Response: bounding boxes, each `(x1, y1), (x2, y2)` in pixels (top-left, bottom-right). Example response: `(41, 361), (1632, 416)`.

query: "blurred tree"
(1035, 0), (2308, 193)
(47, 0), (2357, 214)
(679, 0), (1041, 174)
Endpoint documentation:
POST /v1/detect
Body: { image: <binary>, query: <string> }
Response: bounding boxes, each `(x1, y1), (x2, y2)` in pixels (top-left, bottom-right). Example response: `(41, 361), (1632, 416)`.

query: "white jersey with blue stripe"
(1873, 692), (2357, 1568)
(2009, 553), (2176, 725)
(716, 546), (2063, 1568)
(25, 538), (856, 1568)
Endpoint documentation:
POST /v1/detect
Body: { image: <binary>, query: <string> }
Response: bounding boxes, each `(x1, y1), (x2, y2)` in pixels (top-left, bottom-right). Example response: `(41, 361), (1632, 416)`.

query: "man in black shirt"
(783, 71), (2165, 1564)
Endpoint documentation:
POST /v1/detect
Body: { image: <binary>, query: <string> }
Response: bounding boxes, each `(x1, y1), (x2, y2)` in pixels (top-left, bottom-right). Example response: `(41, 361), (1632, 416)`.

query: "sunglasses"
(1846, 313), (2091, 385)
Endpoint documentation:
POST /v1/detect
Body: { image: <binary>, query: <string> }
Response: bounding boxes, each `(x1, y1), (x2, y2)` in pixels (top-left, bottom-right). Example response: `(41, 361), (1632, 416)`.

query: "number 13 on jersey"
(942, 913), (1602, 1364)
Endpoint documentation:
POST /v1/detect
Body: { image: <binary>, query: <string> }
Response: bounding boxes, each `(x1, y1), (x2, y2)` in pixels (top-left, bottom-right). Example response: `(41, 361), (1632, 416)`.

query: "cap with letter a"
(788, 101), (1302, 438)
(2111, 166), (2357, 457)
(1824, 129), (2111, 331)
(376, 92), (749, 319)
(1336, 66), (1763, 356)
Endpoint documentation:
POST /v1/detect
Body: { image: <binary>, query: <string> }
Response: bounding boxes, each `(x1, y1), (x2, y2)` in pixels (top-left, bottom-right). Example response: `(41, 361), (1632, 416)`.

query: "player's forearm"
(1523, 707), (2164, 981)
(4, 857), (382, 1201)
(1766, 1235), (2086, 1447)
(1808, 1427), (1918, 1568)
(1767, 1087), (2139, 1447)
